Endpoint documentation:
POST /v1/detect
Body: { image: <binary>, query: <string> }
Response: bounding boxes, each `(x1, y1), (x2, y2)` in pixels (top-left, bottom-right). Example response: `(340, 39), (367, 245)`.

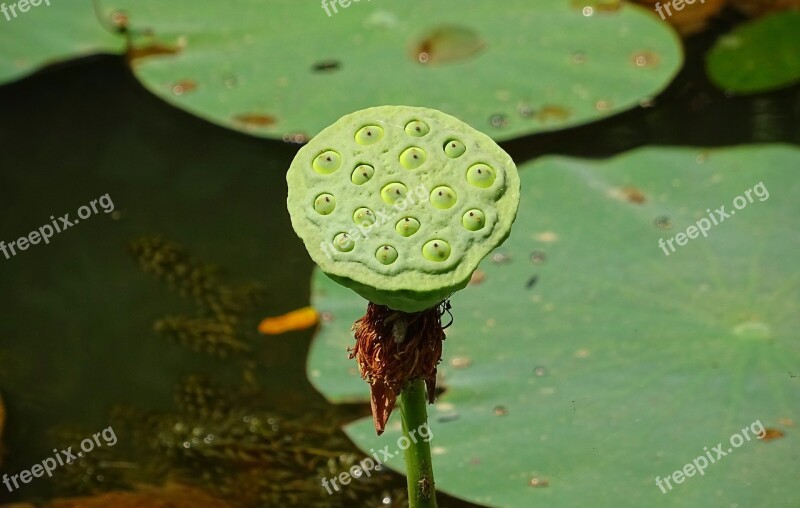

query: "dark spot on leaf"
(761, 428), (785, 442)
(655, 216), (672, 229)
(530, 250), (546, 264)
(312, 60), (341, 73)
(571, 0), (621, 12)
(536, 105), (571, 123)
(490, 114), (508, 128)
(529, 476), (550, 487)
(469, 270), (485, 285)
(614, 186), (646, 204)
(110, 10), (129, 31)
(413, 25), (485, 65)
(172, 79), (197, 95)
(233, 114), (277, 127)
(492, 252), (511, 264)
(526, 275), (539, 289)
(632, 50), (660, 68)
(518, 103), (535, 118)
(127, 43), (181, 64)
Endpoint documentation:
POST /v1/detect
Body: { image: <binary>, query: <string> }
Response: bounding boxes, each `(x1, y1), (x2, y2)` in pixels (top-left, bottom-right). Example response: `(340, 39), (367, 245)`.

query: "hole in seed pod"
(351, 164), (375, 185)
(430, 186), (457, 209)
(312, 150), (342, 175)
(467, 163), (496, 188)
(423, 239), (451, 261)
(395, 217), (420, 237)
(333, 233), (354, 252)
(313, 193), (336, 215)
(376, 245), (398, 265)
(353, 207), (376, 226)
(355, 125), (384, 145)
(462, 209), (485, 231)
(381, 182), (409, 205)
(444, 139), (466, 158)
(404, 120), (430, 137)
(399, 147), (427, 169)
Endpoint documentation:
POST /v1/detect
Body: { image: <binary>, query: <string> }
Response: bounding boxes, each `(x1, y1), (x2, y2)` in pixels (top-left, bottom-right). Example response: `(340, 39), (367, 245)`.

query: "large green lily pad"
(307, 145), (800, 507)
(97, 0), (682, 141)
(0, 0), (123, 84)
(706, 11), (800, 94)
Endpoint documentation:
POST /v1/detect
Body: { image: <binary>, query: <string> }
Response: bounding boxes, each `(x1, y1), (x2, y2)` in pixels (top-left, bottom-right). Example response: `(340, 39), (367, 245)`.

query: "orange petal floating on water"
(258, 307), (319, 335)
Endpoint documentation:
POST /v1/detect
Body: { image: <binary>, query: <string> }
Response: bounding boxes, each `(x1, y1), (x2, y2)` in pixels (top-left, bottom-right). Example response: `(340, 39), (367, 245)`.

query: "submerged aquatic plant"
(287, 106), (520, 507)
(41, 237), (406, 507)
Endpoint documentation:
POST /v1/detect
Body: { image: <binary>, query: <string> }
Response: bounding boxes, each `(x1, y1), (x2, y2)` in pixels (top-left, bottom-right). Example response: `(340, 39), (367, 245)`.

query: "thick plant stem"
(399, 378), (438, 508)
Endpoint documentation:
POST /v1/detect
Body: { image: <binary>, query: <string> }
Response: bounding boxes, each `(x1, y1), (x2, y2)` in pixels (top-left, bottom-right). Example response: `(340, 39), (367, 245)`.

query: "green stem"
(399, 378), (437, 508)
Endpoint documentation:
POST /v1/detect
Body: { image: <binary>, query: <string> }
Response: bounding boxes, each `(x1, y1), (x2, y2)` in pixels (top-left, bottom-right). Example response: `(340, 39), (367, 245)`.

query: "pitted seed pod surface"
(287, 106), (520, 312)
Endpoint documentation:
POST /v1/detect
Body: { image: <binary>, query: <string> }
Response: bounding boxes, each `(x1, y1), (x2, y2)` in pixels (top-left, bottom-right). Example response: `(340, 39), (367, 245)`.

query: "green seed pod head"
(286, 106), (520, 312)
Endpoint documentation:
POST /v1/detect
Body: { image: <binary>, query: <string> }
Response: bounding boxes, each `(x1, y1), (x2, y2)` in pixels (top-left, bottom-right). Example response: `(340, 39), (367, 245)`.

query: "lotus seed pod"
(286, 105), (520, 312)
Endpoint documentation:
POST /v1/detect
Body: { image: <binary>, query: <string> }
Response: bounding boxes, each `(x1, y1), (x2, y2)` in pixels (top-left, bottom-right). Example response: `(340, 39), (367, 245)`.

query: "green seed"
(313, 193), (336, 215)
(444, 139), (466, 158)
(312, 150), (342, 174)
(462, 209), (485, 231)
(355, 125), (384, 145)
(404, 120), (430, 137)
(430, 186), (457, 209)
(381, 182), (408, 204)
(353, 207), (376, 226)
(399, 147), (427, 169)
(395, 217), (421, 237)
(351, 164), (375, 185)
(467, 163), (496, 188)
(376, 245), (398, 265)
(422, 239), (451, 261)
(333, 233), (354, 252)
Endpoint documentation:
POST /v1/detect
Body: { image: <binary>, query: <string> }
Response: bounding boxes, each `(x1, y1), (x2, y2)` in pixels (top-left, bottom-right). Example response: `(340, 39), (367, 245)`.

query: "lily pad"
(101, 0), (682, 141)
(307, 145), (800, 507)
(706, 11), (800, 94)
(0, 0), (123, 84)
